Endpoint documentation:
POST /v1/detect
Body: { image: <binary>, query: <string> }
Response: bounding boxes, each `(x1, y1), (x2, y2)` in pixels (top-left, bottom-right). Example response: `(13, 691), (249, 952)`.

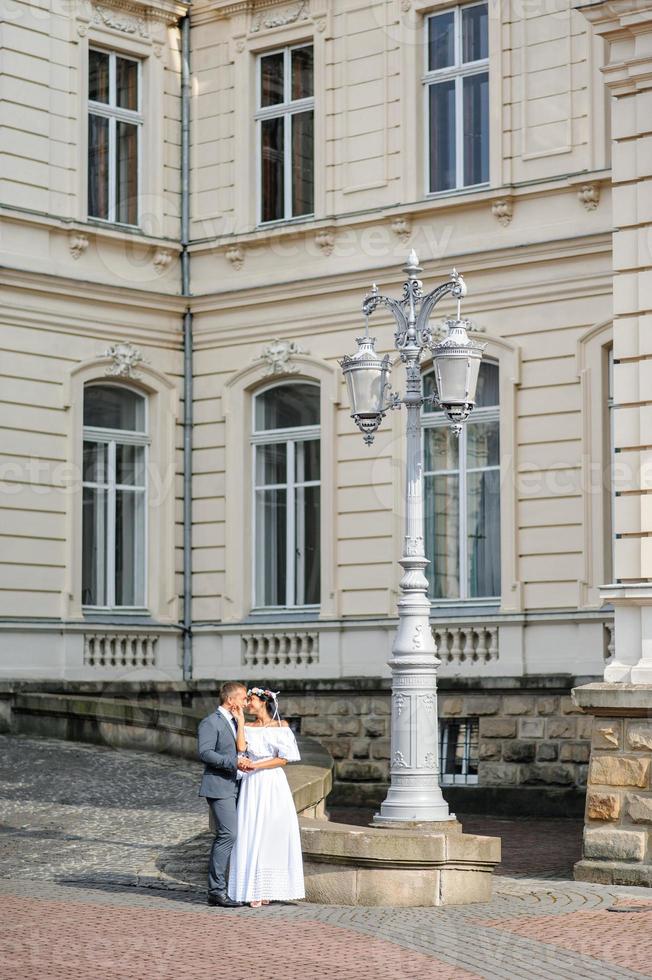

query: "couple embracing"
(198, 681), (305, 908)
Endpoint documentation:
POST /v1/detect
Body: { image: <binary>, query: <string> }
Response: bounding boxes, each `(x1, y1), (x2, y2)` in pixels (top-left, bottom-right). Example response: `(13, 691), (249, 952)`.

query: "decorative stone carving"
(412, 624), (424, 650)
(254, 338), (306, 376)
(421, 694), (436, 712)
(225, 245), (245, 270)
(153, 249), (173, 274)
(315, 229), (335, 255)
(393, 692), (407, 717)
(578, 183), (600, 211)
(101, 342), (146, 378)
(314, 15), (327, 32)
(69, 233), (89, 260)
(491, 199), (513, 227)
(424, 751), (437, 768)
(251, 1), (309, 32)
(391, 217), (411, 243)
(91, 3), (149, 37)
(153, 43), (163, 59)
(235, 38), (246, 53)
(392, 750), (408, 768)
(401, 0), (412, 10)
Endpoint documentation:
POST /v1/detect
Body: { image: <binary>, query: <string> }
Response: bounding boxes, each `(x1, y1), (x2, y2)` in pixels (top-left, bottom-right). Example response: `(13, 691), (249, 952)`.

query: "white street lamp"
(340, 251), (485, 823)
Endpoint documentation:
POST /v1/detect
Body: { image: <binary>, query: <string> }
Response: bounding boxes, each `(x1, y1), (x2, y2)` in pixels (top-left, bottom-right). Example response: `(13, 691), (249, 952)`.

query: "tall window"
(425, 3), (489, 194)
(256, 45), (314, 223)
(423, 361), (500, 601)
(252, 383), (320, 608)
(88, 48), (141, 225)
(82, 385), (148, 608)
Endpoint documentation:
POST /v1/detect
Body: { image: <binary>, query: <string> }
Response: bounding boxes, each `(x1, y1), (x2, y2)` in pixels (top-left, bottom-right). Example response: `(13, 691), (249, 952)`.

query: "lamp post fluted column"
(348, 251), (474, 824)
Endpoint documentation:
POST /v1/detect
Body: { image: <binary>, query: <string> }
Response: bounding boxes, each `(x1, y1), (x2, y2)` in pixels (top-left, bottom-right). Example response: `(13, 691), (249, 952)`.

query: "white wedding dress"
(228, 724), (305, 903)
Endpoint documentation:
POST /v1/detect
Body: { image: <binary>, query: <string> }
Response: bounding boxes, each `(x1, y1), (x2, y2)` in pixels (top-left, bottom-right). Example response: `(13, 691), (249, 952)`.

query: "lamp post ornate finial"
(339, 255), (485, 824)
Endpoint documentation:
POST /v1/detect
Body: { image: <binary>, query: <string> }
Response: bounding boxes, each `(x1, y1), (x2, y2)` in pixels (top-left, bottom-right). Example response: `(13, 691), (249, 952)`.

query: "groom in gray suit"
(198, 681), (252, 907)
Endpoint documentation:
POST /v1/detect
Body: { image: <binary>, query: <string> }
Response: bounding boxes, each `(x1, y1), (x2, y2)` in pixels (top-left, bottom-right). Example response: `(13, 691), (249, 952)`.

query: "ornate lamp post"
(340, 250), (485, 823)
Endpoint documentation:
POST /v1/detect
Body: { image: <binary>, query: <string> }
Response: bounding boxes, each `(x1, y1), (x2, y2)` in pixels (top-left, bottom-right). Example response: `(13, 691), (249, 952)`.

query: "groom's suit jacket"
(197, 710), (239, 799)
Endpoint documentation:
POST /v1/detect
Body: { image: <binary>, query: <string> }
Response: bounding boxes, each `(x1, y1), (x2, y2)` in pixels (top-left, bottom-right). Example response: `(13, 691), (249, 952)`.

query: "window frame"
(439, 717), (479, 785)
(423, 1), (489, 197)
(422, 362), (500, 605)
(87, 47), (143, 228)
(255, 43), (315, 226)
(251, 381), (321, 612)
(81, 384), (149, 612)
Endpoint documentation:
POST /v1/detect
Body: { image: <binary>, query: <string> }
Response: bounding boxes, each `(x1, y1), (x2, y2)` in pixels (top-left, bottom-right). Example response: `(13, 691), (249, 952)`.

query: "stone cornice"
(188, 170), (612, 255)
(79, 0), (188, 33)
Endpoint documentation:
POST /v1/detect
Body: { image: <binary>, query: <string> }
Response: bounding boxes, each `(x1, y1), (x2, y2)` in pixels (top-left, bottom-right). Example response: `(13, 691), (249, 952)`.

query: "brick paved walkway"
(2, 733), (652, 980)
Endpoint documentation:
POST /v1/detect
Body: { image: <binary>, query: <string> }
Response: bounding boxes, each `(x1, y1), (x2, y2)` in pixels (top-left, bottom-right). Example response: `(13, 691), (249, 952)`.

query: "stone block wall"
(573, 685), (652, 887)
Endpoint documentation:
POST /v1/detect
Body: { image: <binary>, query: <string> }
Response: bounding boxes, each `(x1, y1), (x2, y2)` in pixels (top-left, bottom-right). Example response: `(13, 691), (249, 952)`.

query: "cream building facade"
(3, 0), (646, 805)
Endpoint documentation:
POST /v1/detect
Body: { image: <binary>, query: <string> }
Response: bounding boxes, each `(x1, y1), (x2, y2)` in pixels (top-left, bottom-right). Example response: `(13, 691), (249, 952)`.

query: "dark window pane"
(440, 719), (479, 779)
(291, 110), (314, 216)
(475, 361), (499, 407)
(82, 486), (107, 605)
(89, 49), (109, 103)
(116, 444), (146, 486)
(467, 469), (501, 597)
(116, 120), (138, 225)
(462, 4), (488, 63)
(83, 441), (108, 484)
(256, 443), (287, 486)
(116, 56), (138, 110)
(255, 383), (320, 430)
(115, 489), (145, 605)
(428, 11), (455, 70)
(260, 52), (285, 106)
(84, 385), (146, 431)
(296, 439), (320, 483)
(425, 473), (460, 598)
(88, 114), (109, 219)
(255, 488), (287, 606)
(291, 46), (313, 99)
(429, 80), (456, 193)
(296, 483), (320, 605)
(261, 116), (284, 221)
(463, 72), (489, 186)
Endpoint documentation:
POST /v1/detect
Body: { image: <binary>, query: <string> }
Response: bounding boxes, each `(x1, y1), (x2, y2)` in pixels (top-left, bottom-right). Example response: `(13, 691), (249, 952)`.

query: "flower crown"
(247, 687), (279, 703)
(247, 687), (281, 720)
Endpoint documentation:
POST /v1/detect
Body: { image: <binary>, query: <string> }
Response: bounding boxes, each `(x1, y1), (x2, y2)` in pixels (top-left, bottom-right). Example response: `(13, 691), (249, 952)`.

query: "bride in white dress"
(228, 687), (305, 907)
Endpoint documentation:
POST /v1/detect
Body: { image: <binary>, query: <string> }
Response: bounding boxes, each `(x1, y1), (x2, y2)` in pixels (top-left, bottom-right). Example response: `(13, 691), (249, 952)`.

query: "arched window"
(252, 382), (320, 609)
(82, 384), (148, 608)
(422, 361), (500, 601)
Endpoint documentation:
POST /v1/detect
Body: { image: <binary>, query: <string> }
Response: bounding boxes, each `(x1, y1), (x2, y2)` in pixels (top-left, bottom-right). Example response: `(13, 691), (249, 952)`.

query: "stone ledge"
(575, 859), (652, 888)
(572, 683), (652, 716)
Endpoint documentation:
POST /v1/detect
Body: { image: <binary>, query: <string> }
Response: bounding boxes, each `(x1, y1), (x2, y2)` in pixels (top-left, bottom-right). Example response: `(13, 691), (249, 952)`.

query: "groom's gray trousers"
(206, 796), (237, 894)
(197, 711), (239, 896)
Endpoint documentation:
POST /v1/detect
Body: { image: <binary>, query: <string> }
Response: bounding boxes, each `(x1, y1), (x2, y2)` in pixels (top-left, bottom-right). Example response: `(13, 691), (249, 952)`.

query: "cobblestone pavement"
(2, 733), (652, 980)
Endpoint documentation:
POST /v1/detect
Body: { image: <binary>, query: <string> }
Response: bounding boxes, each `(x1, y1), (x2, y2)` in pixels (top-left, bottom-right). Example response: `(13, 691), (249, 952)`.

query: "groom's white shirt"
(218, 705), (243, 779)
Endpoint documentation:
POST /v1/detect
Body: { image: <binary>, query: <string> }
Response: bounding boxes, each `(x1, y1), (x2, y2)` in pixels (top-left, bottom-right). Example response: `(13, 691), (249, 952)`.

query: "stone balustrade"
(241, 630), (319, 667)
(432, 625), (499, 665)
(83, 633), (158, 669)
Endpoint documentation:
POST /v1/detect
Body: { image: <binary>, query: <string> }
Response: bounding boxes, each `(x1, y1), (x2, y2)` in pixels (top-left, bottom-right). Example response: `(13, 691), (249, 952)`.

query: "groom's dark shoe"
(207, 891), (244, 908)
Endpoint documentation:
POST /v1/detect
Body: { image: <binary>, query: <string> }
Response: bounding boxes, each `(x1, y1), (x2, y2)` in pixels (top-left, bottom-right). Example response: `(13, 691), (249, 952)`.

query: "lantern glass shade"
(431, 320), (485, 418)
(339, 336), (390, 419)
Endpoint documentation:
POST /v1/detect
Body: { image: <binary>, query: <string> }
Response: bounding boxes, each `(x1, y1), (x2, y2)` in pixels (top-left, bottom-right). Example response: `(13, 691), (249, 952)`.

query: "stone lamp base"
(300, 819), (501, 906)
